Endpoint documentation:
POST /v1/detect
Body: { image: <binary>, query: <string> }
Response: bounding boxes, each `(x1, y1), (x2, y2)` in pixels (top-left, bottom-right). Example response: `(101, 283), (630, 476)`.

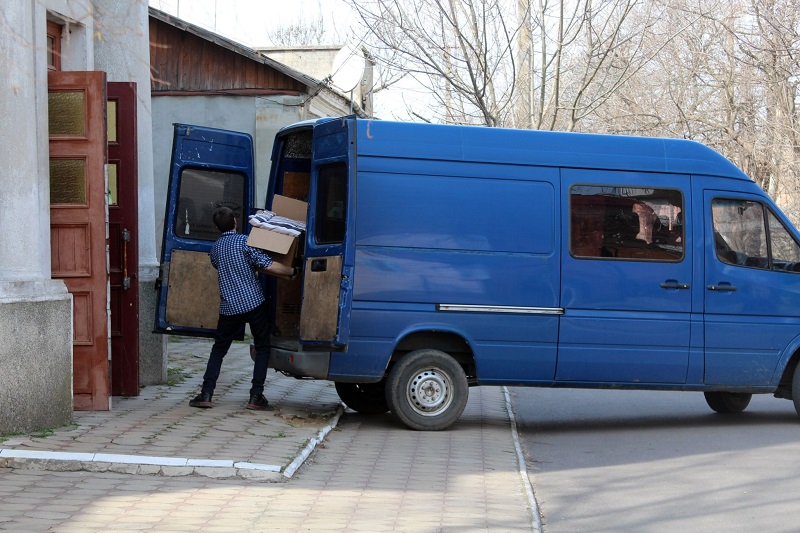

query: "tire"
(704, 391), (752, 414)
(335, 381), (389, 415)
(792, 367), (800, 418)
(385, 349), (469, 431)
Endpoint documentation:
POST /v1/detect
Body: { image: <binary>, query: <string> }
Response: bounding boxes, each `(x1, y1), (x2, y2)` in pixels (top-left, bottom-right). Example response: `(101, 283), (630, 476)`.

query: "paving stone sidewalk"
(0, 338), (343, 482)
(0, 385), (538, 532)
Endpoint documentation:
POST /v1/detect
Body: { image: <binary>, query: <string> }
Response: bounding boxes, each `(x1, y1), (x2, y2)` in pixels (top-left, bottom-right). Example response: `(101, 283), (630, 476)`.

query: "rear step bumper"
(268, 344), (330, 379)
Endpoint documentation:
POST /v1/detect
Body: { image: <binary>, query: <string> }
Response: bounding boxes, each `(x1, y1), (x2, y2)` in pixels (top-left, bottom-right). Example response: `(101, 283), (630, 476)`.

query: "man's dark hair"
(213, 206), (236, 232)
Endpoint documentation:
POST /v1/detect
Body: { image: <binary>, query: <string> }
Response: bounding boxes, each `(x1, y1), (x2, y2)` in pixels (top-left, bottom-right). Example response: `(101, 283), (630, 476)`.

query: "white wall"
(93, 0), (164, 385)
(0, 0), (95, 285)
(0, 0), (98, 432)
(94, 0), (158, 273)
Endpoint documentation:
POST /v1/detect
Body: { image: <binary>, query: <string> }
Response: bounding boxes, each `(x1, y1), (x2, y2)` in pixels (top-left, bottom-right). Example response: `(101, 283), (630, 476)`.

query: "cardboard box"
(247, 195), (307, 268)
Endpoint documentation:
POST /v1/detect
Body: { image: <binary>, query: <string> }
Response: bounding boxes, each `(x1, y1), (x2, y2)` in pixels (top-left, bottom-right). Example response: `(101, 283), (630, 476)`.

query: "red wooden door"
(107, 82), (140, 397)
(48, 71), (110, 411)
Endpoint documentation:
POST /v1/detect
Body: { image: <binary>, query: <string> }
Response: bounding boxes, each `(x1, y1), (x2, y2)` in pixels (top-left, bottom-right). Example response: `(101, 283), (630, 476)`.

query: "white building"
(0, 0), (363, 433)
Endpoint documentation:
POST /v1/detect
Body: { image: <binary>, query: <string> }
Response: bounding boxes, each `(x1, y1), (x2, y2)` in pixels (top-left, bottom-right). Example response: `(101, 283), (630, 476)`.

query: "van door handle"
(660, 281), (689, 290)
(707, 283), (737, 292)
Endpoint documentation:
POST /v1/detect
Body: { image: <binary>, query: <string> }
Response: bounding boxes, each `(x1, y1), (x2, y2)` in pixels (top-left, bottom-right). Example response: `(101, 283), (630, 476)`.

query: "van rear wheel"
(334, 381), (389, 415)
(704, 391), (752, 414)
(386, 349), (468, 431)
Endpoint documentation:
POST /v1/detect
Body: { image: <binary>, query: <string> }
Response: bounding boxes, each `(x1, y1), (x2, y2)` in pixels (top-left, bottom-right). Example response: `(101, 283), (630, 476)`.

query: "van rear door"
(298, 118), (355, 349)
(154, 124), (255, 337)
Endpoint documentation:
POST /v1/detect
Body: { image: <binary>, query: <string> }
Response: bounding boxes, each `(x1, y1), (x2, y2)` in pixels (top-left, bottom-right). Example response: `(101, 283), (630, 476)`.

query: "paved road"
(512, 387), (800, 533)
(0, 386), (535, 532)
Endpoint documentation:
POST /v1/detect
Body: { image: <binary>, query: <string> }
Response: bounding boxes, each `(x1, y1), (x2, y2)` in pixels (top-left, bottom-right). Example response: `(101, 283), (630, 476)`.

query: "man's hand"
(259, 263), (299, 280)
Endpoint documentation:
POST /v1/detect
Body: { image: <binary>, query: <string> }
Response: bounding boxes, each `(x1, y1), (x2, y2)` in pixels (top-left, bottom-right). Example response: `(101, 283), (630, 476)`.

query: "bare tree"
(348, 0), (682, 129)
(347, 0), (800, 217)
(741, 0), (800, 219)
(267, 16), (332, 46)
(593, 0), (800, 221)
(346, 0), (526, 126)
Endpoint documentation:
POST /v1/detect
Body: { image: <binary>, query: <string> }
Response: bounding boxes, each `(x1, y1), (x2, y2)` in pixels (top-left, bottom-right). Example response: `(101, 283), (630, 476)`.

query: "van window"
(712, 199), (800, 271)
(570, 185), (684, 261)
(768, 211), (800, 268)
(175, 168), (246, 241)
(315, 163), (347, 244)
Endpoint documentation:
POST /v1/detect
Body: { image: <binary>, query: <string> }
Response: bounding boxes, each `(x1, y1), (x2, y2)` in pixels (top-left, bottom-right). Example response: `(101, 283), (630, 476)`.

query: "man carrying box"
(189, 206), (298, 411)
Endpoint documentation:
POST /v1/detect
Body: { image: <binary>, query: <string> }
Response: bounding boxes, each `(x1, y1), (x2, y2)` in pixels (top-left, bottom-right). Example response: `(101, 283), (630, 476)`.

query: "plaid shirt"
(211, 231), (273, 315)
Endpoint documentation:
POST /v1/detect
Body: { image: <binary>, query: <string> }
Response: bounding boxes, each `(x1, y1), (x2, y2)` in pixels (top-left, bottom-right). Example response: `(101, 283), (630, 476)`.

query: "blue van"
(156, 117), (800, 430)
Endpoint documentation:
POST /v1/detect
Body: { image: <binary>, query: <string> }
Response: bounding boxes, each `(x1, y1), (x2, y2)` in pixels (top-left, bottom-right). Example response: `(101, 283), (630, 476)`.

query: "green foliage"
(167, 366), (193, 386)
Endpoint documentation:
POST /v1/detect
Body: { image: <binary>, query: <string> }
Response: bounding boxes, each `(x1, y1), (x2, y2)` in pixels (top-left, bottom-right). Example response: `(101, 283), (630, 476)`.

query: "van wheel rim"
(407, 368), (452, 416)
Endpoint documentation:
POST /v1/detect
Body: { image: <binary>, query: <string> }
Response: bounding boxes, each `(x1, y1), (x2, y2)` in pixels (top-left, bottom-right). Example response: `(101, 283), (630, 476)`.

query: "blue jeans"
(201, 301), (270, 398)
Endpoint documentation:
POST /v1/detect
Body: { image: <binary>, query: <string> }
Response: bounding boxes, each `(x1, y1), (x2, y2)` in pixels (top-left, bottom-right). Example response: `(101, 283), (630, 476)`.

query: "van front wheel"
(792, 366), (800, 418)
(386, 349), (468, 431)
(334, 381), (389, 415)
(704, 391), (752, 414)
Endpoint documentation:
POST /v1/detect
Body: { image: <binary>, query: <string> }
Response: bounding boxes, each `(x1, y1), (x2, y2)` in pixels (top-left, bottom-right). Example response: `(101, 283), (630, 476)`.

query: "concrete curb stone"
(0, 339), (343, 482)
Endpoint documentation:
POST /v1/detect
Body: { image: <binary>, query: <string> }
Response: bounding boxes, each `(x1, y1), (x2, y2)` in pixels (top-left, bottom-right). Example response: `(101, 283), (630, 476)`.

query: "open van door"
(155, 124), (255, 337)
(298, 118), (355, 349)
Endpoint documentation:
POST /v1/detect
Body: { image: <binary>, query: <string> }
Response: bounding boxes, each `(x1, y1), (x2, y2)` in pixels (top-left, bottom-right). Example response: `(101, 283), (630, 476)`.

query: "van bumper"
(269, 342), (330, 379)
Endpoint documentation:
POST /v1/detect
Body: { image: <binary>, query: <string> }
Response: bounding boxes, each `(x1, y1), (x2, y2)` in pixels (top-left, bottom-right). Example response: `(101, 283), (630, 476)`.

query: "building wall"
(93, 0), (163, 386)
(0, 0), (162, 433)
(0, 0), (97, 433)
(260, 47), (341, 84)
(151, 94), (304, 255)
(149, 17), (307, 95)
(0, 288), (73, 433)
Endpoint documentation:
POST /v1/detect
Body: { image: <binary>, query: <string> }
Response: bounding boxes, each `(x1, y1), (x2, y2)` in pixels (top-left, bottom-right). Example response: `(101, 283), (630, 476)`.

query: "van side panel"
(327, 154), (561, 383)
(355, 173), (554, 255)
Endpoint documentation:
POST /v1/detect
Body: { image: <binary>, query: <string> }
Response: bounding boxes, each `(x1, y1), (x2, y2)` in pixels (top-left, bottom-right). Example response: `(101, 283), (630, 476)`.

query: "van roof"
(278, 117), (751, 181)
(343, 118), (749, 180)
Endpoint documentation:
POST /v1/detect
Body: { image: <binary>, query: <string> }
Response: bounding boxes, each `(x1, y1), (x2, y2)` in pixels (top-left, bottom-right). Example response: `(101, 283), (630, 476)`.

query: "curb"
(502, 386), (542, 533)
(0, 403), (346, 482)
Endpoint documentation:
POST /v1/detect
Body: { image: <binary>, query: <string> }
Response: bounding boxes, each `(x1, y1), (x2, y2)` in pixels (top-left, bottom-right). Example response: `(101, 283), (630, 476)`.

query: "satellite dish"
(330, 45), (365, 93)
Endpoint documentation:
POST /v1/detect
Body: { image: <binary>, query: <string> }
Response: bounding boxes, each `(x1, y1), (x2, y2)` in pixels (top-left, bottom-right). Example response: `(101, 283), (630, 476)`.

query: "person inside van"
(632, 202), (657, 244)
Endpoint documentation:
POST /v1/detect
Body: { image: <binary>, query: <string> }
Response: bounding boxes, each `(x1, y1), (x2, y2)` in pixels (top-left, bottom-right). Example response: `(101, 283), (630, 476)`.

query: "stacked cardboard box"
(246, 195), (307, 267)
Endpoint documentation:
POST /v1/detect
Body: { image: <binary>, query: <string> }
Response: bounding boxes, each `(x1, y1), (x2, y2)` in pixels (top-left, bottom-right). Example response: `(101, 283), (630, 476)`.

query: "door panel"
(155, 124), (255, 338)
(299, 119), (355, 348)
(300, 255), (343, 340)
(49, 70), (110, 410)
(557, 170), (692, 384)
(702, 189), (800, 386)
(107, 82), (139, 397)
(165, 249), (220, 329)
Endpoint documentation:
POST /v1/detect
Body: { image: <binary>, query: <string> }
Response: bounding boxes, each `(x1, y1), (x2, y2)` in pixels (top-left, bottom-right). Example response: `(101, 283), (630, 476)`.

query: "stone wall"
(0, 284), (73, 433)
